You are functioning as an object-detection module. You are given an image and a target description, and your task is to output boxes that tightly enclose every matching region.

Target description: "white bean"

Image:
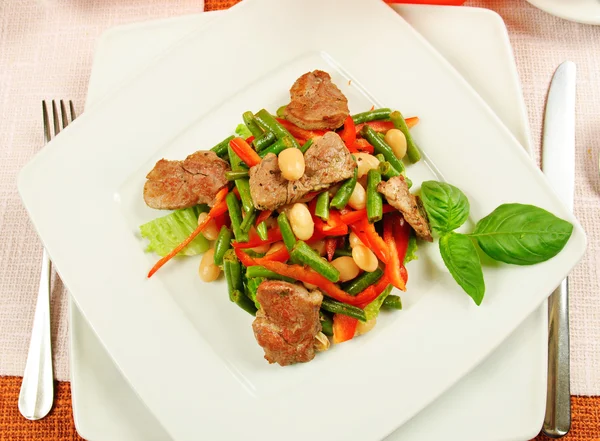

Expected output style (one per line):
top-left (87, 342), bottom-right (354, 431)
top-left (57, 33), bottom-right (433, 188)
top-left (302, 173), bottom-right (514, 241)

top-left (198, 212), bottom-right (219, 241)
top-left (331, 256), bottom-right (360, 282)
top-left (355, 153), bottom-right (380, 178)
top-left (250, 243), bottom-right (271, 254)
top-left (198, 249), bottom-right (220, 282)
top-left (311, 239), bottom-right (327, 257)
top-left (352, 244), bottom-right (378, 272)
top-left (348, 231), bottom-right (364, 248)
top-left (289, 203), bottom-right (314, 240)
top-left (266, 241), bottom-right (286, 255)
top-left (384, 129), bottom-right (407, 159)
top-left (348, 182), bottom-right (366, 210)
top-left (278, 148), bottom-right (305, 181)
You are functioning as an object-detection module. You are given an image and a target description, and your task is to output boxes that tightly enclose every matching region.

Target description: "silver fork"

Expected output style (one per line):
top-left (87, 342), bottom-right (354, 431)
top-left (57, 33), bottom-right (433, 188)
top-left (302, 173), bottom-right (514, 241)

top-left (18, 100), bottom-right (76, 420)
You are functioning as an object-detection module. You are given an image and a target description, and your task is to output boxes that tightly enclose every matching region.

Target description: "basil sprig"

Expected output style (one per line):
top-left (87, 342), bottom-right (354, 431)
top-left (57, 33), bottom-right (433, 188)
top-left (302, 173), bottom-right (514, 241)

top-left (420, 181), bottom-right (573, 305)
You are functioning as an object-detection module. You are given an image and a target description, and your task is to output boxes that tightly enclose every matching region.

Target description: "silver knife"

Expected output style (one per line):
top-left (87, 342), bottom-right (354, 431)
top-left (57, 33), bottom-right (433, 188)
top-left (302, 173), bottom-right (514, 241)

top-left (542, 60), bottom-right (576, 438)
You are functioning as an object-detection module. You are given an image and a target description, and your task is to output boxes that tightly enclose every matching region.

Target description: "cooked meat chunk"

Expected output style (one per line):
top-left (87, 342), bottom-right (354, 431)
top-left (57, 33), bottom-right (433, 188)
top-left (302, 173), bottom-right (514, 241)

top-left (249, 132), bottom-right (355, 210)
top-left (143, 151), bottom-right (229, 210)
top-left (284, 70), bottom-right (349, 131)
top-left (252, 281), bottom-right (323, 366)
top-left (378, 176), bottom-right (433, 242)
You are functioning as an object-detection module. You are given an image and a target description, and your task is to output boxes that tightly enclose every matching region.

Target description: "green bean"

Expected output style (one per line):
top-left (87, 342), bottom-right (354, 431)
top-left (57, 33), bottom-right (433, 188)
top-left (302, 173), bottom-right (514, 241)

top-left (254, 109), bottom-right (301, 149)
top-left (366, 169), bottom-right (383, 223)
top-left (253, 131), bottom-right (277, 152)
top-left (246, 265), bottom-right (296, 282)
top-left (277, 212), bottom-right (296, 251)
top-left (246, 277), bottom-right (263, 309)
top-left (333, 248), bottom-right (352, 258)
top-left (226, 192), bottom-right (248, 242)
top-left (227, 145), bottom-right (254, 214)
top-left (351, 108), bottom-right (391, 125)
top-left (341, 267), bottom-right (384, 295)
top-left (378, 161), bottom-right (400, 179)
top-left (231, 289), bottom-right (258, 316)
top-left (276, 105), bottom-right (287, 118)
top-left (321, 297), bottom-right (367, 322)
top-left (210, 135), bottom-right (235, 158)
top-left (390, 110), bottom-right (421, 163)
top-left (375, 153), bottom-right (385, 163)
top-left (320, 311), bottom-right (333, 336)
top-left (300, 138), bottom-right (313, 154)
top-left (242, 111), bottom-right (264, 139)
top-left (225, 170), bottom-right (249, 181)
top-left (382, 295), bottom-right (402, 310)
top-left (330, 167), bottom-right (357, 210)
top-left (256, 221), bottom-right (268, 241)
top-left (213, 226), bottom-right (232, 266)
top-left (361, 125), bottom-right (405, 175)
top-left (290, 241), bottom-right (339, 282)
top-left (239, 207), bottom-right (257, 234)
top-left (258, 136), bottom-right (295, 158)
top-left (315, 191), bottom-right (330, 221)
top-left (223, 249), bottom-right (244, 302)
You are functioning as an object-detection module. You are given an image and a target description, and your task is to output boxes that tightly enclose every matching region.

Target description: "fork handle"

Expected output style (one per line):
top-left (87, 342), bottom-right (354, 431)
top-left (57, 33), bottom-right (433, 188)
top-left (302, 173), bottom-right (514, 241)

top-left (543, 278), bottom-right (571, 438)
top-left (18, 248), bottom-right (54, 420)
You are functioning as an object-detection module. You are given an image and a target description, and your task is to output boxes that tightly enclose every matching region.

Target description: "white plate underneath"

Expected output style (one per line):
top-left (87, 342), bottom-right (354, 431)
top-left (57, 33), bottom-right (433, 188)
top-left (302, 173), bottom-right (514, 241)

top-left (526, 0), bottom-right (600, 25)
top-left (70, 6), bottom-right (547, 441)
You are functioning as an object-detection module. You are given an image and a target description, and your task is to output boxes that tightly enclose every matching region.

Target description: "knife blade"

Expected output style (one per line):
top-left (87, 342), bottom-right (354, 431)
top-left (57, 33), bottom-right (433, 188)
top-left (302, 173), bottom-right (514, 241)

top-left (541, 60), bottom-right (576, 439)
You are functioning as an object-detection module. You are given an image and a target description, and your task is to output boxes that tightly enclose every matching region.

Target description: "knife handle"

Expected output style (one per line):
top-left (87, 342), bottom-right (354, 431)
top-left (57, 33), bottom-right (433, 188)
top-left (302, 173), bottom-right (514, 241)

top-left (543, 277), bottom-right (571, 438)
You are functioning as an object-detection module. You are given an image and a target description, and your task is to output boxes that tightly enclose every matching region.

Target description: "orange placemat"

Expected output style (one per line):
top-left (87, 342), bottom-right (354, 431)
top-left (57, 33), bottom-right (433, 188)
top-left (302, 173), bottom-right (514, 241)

top-left (0, 376), bottom-right (598, 440)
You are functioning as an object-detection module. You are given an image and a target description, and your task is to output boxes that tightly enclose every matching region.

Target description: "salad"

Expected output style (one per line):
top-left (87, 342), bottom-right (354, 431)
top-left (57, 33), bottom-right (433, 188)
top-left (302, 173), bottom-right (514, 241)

top-left (140, 71), bottom-right (573, 366)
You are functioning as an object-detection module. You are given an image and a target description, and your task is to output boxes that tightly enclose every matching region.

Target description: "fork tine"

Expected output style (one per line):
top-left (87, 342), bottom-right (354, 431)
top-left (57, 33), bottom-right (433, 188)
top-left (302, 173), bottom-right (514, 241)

top-left (60, 100), bottom-right (69, 128)
top-left (42, 101), bottom-right (51, 144)
top-left (69, 100), bottom-right (76, 121)
top-left (51, 100), bottom-right (60, 136)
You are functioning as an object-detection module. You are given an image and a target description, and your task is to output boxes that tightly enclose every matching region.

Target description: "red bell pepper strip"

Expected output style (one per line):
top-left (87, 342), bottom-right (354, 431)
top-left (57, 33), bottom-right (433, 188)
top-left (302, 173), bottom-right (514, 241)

top-left (245, 135), bottom-right (255, 144)
top-left (325, 238), bottom-right (337, 262)
top-left (253, 258), bottom-right (362, 305)
top-left (148, 187), bottom-right (229, 278)
top-left (314, 210), bottom-right (348, 236)
top-left (383, 214), bottom-right (407, 291)
top-left (352, 138), bottom-right (374, 154)
top-left (393, 215), bottom-right (412, 263)
top-left (339, 115), bottom-right (357, 151)
top-left (255, 209), bottom-right (273, 226)
top-left (232, 228), bottom-right (283, 248)
top-left (333, 313), bottom-right (358, 344)
top-left (261, 245), bottom-right (290, 262)
top-left (234, 248), bottom-right (258, 267)
top-left (275, 118), bottom-right (326, 141)
top-left (349, 217), bottom-right (389, 263)
top-left (229, 137), bottom-right (261, 168)
top-left (355, 275), bottom-right (391, 307)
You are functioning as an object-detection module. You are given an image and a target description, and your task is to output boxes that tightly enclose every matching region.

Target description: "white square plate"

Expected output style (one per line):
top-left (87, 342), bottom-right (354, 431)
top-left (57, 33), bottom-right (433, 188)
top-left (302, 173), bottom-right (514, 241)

top-left (71, 7), bottom-right (548, 441)
top-left (19, 0), bottom-right (586, 440)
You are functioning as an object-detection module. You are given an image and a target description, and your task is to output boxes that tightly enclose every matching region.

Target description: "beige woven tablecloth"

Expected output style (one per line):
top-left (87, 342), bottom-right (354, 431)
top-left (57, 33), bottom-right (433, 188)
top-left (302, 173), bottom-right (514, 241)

top-left (0, 0), bottom-right (599, 395)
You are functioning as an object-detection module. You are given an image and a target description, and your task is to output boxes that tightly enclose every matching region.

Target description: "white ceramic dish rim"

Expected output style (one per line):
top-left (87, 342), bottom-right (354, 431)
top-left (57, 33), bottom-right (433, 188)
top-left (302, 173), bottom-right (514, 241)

top-left (19, 0), bottom-right (585, 440)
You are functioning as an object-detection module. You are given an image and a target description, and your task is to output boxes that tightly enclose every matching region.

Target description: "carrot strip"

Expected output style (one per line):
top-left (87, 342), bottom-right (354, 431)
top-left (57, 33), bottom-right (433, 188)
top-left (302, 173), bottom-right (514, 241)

top-left (229, 137), bottom-right (261, 167)
top-left (147, 187), bottom-right (229, 278)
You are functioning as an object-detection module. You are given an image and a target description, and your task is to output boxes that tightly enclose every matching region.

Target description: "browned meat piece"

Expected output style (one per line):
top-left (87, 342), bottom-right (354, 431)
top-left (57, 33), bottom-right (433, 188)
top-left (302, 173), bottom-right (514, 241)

top-left (144, 151), bottom-right (229, 210)
top-left (249, 132), bottom-right (355, 211)
top-left (378, 176), bottom-right (433, 242)
top-left (284, 70), bottom-right (349, 130)
top-left (252, 281), bottom-right (323, 366)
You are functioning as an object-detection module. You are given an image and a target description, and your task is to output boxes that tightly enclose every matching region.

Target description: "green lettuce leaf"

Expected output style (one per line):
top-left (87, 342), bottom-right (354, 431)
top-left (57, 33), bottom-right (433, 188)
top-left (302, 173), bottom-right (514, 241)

top-left (140, 206), bottom-right (209, 257)
top-left (404, 233), bottom-right (418, 264)
top-left (364, 285), bottom-right (393, 321)
top-left (235, 123), bottom-right (252, 139)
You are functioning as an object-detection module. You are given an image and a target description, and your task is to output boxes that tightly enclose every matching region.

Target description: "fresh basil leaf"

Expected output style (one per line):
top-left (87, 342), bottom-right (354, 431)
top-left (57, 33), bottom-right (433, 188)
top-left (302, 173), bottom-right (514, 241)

top-left (420, 181), bottom-right (470, 233)
top-left (439, 232), bottom-right (485, 305)
top-left (471, 203), bottom-right (573, 265)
